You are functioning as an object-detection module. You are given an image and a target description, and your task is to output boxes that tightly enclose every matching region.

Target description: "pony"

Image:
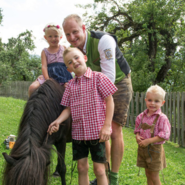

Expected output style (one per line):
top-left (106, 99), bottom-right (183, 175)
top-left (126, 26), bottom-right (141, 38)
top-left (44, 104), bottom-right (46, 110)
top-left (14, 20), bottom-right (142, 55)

top-left (2, 79), bottom-right (72, 185)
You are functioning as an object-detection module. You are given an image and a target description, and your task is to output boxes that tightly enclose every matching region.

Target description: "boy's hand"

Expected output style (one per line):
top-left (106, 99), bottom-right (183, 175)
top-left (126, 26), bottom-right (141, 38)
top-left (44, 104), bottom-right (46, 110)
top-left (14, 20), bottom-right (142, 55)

top-left (47, 121), bottom-right (60, 135)
top-left (99, 124), bottom-right (111, 142)
top-left (139, 139), bottom-right (150, 147)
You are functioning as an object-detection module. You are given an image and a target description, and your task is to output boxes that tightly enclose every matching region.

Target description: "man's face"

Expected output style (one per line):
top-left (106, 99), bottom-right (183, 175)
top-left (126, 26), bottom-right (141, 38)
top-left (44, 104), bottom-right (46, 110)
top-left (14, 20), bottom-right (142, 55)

top-left (63, 18), bottom-right (86, 50)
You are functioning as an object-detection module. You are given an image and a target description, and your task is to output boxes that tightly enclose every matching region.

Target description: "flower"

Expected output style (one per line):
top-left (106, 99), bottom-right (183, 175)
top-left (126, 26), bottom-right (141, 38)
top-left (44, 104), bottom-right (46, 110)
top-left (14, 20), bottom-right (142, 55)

top-left (56, 25), bottom-right (60, 29)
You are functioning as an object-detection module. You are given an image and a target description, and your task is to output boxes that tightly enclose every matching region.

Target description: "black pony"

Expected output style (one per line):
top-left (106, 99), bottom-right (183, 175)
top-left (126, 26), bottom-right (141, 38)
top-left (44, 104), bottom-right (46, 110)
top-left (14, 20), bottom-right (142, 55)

top-left (2, 79), bottom-right (71, 185)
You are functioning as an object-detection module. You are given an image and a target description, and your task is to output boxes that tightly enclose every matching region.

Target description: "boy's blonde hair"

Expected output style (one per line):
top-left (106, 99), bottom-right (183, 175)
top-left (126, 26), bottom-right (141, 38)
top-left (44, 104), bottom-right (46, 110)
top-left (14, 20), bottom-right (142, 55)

top-left (43, 22), bottom-right (63, 37)
top-left (146, 85), bottom-right (166, 100)
top-left (63, 47), bottom-right (84, 63)
top-left (62, 14), bottom-right (83, 27)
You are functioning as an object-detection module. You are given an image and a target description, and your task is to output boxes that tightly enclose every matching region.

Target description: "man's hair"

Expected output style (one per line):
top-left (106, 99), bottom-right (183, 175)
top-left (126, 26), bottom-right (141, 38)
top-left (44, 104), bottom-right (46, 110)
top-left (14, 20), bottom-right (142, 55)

top-left (63, 47), bottom-right (83, 63)
top-left (146, 85), bottom-right (166, 100)
top-left (62, 14), bottom-right (83, 27)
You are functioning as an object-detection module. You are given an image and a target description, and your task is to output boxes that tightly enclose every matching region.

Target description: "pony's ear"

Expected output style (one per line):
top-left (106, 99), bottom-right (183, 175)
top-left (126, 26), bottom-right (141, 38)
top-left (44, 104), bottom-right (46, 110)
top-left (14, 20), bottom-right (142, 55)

top-left (2, 152), bottom-right (17, 166)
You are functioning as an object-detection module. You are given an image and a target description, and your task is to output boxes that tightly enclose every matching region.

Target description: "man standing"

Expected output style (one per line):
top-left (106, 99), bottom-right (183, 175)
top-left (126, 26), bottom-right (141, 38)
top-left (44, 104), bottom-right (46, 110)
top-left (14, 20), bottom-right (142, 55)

top-left (63, 14), bottom-right (133, 185)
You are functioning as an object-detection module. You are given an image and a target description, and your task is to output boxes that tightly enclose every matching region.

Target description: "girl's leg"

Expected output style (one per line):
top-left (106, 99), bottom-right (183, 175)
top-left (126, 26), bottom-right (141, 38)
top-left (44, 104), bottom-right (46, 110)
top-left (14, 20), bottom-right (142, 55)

top-left (77, 157), bottom-right (89, 185)
top-left (28, 80), bottom-right (40, 97)
top-left (145, 169), bottom-right (161, 185)
top-left (93, 162), bottom-right (108, 185)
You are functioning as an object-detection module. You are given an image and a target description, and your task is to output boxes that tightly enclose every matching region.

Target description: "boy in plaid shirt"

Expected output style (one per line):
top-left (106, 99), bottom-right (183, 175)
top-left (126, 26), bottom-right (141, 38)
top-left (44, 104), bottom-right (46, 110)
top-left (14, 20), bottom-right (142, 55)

top-left (134, 85), bottom-right (171, 185)
top-left (48, 47), bottom-right (117, 185)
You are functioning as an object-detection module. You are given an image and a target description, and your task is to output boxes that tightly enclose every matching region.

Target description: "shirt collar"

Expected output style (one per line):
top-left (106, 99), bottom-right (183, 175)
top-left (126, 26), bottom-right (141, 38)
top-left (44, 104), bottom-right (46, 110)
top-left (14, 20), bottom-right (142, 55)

top-left (74, 67), bottom-right (92, 81)
top-left (82, 31), bottom-right (88, 54)
top-left (143, 108), bottom-right (162, 116)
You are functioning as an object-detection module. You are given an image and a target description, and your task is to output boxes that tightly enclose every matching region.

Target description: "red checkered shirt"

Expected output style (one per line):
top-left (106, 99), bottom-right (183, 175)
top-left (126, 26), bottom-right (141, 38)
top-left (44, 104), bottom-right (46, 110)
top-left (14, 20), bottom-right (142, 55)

top-left (61, 67), bottom-right (117, 140)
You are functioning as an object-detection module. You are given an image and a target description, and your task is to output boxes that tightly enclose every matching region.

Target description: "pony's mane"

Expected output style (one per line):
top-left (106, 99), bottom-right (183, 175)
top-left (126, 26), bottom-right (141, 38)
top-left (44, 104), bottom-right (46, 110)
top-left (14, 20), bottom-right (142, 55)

top-left (3, 79), bottom-right (64, 185)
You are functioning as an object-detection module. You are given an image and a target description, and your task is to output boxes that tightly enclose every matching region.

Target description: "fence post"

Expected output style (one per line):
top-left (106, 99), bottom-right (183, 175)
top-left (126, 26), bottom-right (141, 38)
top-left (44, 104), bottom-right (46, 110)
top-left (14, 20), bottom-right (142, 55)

top-left (173, 92), bottom-right (176, 143)
top-left (182, 92), bottom-right (185, 147)
top-left (177, 92), bottom-right (180, 145)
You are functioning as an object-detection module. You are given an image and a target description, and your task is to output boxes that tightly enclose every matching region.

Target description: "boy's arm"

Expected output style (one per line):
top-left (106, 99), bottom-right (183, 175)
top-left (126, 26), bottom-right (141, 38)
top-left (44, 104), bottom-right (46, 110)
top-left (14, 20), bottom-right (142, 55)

top-left (99, 94), bottom-right (114, 142)
top-left (47, 107), bottom-right (71, 135)
top-left (140, 136), bottom-right (165, 147)
top-left (41, 50), bottom-right (49, 80)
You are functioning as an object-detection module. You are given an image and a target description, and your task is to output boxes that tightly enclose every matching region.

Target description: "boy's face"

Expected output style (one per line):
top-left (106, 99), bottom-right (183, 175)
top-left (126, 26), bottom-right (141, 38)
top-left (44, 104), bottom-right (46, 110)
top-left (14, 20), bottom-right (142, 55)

top-left (145, 92), bottom-right (165, 115)
top-left (64, 49), bottom-right (87, 76)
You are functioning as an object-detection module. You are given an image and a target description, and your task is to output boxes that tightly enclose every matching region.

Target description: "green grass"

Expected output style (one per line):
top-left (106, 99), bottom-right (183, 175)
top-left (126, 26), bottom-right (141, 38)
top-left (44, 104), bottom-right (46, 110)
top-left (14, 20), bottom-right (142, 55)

top-left (0, 97), bottom-right (185, 185)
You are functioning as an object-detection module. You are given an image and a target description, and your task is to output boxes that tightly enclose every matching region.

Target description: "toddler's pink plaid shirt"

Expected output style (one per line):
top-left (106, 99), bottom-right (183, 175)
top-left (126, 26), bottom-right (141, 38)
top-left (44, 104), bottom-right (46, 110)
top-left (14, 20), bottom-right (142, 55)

top-left (134, 109), bottom-right (171, 144)
top-left (61, 67), bottom-right (117, 140)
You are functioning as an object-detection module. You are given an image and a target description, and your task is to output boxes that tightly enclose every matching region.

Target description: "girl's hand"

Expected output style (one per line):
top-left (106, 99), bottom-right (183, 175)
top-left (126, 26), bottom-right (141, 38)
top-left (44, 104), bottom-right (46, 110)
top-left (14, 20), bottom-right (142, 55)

top-left (64, 83), bottom-right (68, 88)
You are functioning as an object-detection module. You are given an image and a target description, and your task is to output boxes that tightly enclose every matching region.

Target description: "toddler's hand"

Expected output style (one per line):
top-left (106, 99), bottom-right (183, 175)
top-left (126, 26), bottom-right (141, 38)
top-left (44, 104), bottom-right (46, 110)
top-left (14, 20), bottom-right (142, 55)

top-left (139, 139), bottom-right (150, 147)
top-left (136, 134), bottom-right (144, 144)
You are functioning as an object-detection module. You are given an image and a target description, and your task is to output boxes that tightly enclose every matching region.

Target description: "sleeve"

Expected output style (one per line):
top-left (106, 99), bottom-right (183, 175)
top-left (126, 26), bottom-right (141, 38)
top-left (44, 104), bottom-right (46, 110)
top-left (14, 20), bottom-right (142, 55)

top-left (98, 35), bottom-right (116, 83)
top-left (97, 73), bottom-right (117, 99)
top-left (60, 83), bottom-right (71, 107)
top-left (157, 115), bottom-right (171, 140)
top-left (134, 113), bottom-right (143, 134)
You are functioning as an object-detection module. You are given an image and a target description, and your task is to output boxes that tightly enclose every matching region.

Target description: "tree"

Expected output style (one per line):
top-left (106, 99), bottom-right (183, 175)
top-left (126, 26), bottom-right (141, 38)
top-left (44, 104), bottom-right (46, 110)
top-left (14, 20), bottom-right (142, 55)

top-left (0, 8), bottom-right (3, 25)
top-left (78, 0), bottom-right (185, 92)
top-left (0, 31), bottom-right (41, 84)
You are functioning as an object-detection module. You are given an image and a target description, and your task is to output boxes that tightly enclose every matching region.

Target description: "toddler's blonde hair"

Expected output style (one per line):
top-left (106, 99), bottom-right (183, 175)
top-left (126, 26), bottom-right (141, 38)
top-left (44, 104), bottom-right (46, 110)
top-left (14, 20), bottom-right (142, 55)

top-left (146, 85), bottom-right (166, 100)
top-left (43, 22), bottom-right (63, 37)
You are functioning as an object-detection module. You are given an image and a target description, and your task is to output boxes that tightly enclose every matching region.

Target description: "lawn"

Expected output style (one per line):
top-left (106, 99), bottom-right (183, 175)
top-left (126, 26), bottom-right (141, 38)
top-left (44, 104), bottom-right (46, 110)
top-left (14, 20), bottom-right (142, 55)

top-left (0, 97), bottom-right (185, 185)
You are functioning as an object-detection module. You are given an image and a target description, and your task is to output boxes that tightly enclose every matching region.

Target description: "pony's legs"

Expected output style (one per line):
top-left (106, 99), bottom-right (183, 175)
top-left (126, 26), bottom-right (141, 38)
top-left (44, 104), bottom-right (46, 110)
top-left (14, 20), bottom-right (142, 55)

top-left (55, 140), bottom-right (67, 185)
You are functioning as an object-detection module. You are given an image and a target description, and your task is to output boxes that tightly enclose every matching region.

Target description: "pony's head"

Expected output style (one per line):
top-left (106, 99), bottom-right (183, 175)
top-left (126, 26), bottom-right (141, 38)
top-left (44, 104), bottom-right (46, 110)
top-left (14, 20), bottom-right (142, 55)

top-left (2, 79), bottom-right (65, 185)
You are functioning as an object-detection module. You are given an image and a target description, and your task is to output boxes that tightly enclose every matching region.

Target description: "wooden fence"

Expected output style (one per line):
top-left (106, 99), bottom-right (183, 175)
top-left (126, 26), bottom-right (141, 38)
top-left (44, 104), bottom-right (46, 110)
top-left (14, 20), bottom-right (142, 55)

top-left (0, 81), bottom-right (185, 147)
top-left (0, 81), bottom-right (32, 101)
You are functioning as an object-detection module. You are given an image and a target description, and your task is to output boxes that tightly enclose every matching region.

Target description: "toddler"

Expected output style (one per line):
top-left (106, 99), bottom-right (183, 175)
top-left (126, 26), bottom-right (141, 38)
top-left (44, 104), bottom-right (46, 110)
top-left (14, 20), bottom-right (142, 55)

top-left (134, 85), bottom-right (171, 185)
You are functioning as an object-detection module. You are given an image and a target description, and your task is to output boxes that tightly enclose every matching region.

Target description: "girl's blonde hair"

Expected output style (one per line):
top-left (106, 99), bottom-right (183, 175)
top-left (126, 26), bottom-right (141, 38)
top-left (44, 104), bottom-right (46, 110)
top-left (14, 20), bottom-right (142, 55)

top-left (43, 22), bottom-right (63, 36)
top-left (146, 85), bottom-right (166, 100)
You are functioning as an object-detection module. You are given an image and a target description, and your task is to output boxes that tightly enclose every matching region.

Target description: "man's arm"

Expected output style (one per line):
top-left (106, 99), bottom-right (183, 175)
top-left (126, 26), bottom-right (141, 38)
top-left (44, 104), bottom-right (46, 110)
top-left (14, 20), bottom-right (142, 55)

top-left (98, 35), bottom-right (116, 83)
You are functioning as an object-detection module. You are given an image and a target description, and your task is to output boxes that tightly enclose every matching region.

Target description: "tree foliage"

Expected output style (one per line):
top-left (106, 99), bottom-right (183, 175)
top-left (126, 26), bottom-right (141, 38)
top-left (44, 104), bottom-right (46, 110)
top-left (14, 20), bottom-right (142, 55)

top-left (0, 8), bottom-right (3, 25)
top-left (0, 30), bottom-right (41, 84)
top-left (78, 0), bottom-right (185, 92)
